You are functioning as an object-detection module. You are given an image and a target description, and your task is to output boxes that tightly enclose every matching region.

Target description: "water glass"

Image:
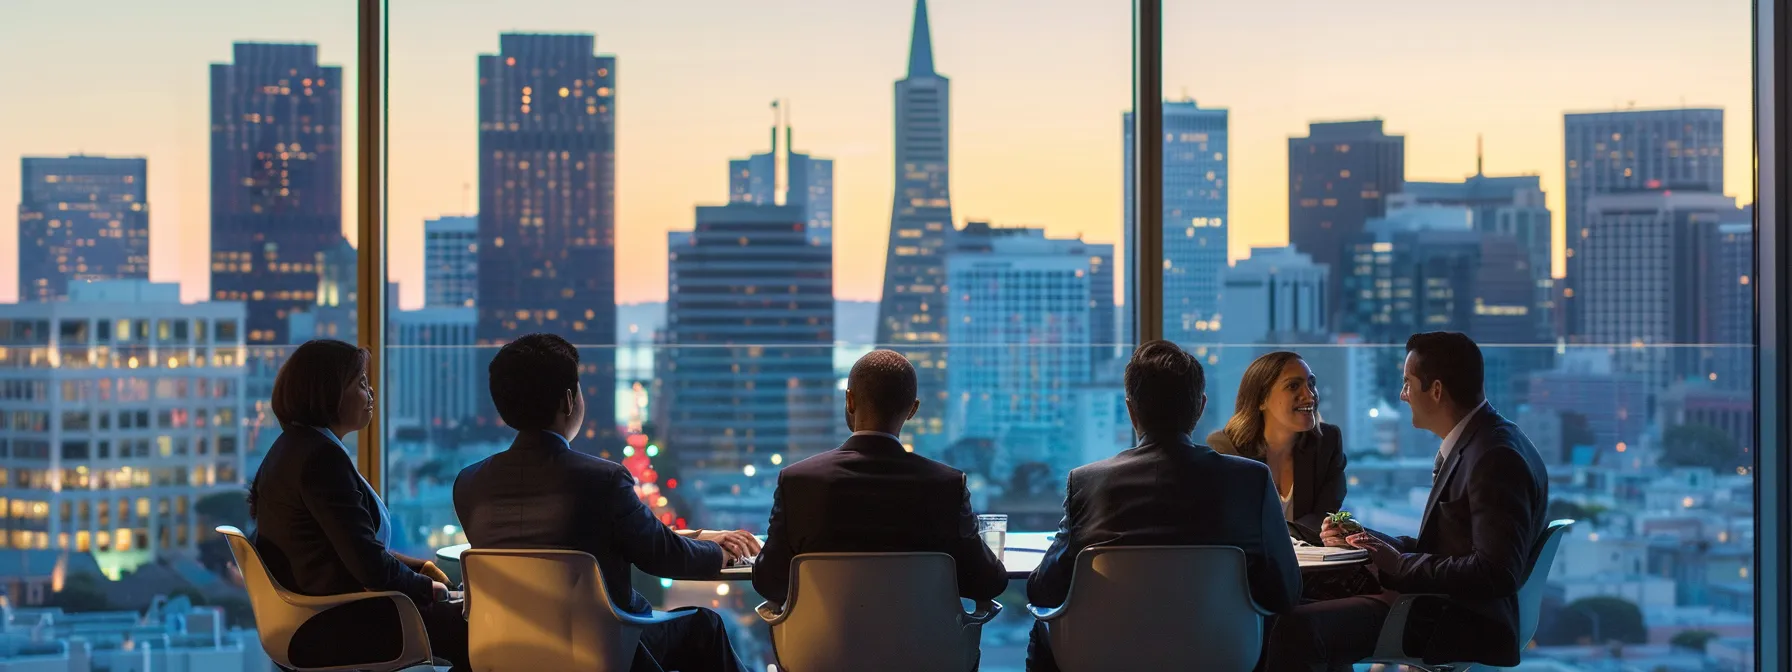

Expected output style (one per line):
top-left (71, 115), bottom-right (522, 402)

top-left (976, 514), bottom-right (1008, 561)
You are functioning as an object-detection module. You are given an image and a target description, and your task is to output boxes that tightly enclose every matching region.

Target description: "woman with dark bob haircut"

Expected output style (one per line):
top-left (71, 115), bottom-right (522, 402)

top-left (247, 339), bottom-right (467, 670)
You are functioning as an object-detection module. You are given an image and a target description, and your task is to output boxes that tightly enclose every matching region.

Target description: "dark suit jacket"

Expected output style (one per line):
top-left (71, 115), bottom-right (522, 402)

top-left (249, 427), bottom-right (436, 606)
top-left (1207, 423), bottom-right (1348, 544)
top-left (453, 430), bottom-right (725, 615)
top-left (1374, 405), bottom-right (1548, 667)
top-left (752, 433), bottom-right (1009, 606)
top-left (1026, 434), bottom-right (1302, 614)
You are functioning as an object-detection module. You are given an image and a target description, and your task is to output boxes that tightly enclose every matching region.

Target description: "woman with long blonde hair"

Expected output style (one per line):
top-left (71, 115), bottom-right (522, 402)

top-left (1206, 351), bottom-right (1347, 544)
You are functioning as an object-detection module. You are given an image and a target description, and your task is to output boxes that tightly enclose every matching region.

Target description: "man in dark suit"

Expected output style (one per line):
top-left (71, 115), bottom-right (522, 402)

top-left (1027, 340), bottom-right (1303, 672)
top-left (753, 349), bottom-right (1008, 608)
top-left (455, 334), bottom-right (759, 672)
top-left (1263, 331), bottom-right (1549, 671)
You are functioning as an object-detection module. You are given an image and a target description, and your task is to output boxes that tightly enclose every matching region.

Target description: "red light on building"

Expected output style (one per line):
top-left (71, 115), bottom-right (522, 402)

top-left (1646, 179), bottom-right (1662, 189)
top-left (666, 478), bottom-right (678, 489)
top-left (627, 433), bottom-right (648, 449)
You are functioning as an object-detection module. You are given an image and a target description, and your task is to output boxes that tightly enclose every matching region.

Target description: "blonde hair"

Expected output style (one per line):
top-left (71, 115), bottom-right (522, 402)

top-left (1221, 351), bottom-right (1324, 459)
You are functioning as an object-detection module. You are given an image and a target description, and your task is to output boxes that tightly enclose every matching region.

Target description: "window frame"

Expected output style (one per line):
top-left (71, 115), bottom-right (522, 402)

top-left (350, 0), bottom-right (1791, 664)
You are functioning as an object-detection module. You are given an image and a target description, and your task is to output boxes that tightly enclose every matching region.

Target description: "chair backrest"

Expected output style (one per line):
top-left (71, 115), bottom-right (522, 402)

top-left (1045, 546), bottom-right (1265, 672)
top-left (772, 552), bottom-right (978, 672)
top-left (215, 525), bottom-right (307, 669)
top-left (461, 548), bottom-right (640, 672)
top-left (1516, 519), bottom-right (1575, 645)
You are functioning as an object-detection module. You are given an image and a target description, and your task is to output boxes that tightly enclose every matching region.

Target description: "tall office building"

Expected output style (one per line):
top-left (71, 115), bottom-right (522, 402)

top-left (1580, 190), bottom-right (1740, 386)
top-left (424, 216), bottom-right (478, 308)
top-left (0, 281), bottom-right (246, 578)
top-left (1123, 100), bottom-right (1229, 345)
top-left (1219, 246), bottom-right (1328, 343)
top-left (476, 34), bottom-right (617, 444)
top-left (285, 237), bottom-right (359, 344)
top-left (729, 114), bottom-right (835, 248)
top-left (1562, 108), bottom-right (1724, 339)
top-left (875, 0), bottom-right (954, 453)
top-left (944, 224), bottom-right (1111, 487)
top-left (17, 156), bottom-right (150, 302)
top-left (662, 204), bottom-right (836, 479)
top-left (1708, 214), bottom-right (1753, 391)
top-left (210, 43), bottom-right (345, 345)
top-left (388, 307), bottom-right (480, 430)
top-left (1288, 120), bottom-right (1405, 326)
top-left (1404, 149), bottom-right (1554, 341)
top-left (1342, 204), bottom-right (1536, 410)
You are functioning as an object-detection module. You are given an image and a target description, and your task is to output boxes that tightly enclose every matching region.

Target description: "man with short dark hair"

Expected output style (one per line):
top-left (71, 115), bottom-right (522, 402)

top-left (455, 333), bottom-right (758, 672)
top-left (753, 349), bottom-right (1008, 607)
top-left (1263, 331), bottom-right (1549, 671)
top-left (1026, 340), bottom-right (1302, 672)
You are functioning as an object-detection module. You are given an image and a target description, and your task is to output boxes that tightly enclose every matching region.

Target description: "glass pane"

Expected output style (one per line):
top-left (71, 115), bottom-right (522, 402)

top-left (0, 0), bottom-right (357, 661)
top-left (385, 1), bottom-right (1128, 667)
top-left (1166, 0), bottom-right (1757, 664)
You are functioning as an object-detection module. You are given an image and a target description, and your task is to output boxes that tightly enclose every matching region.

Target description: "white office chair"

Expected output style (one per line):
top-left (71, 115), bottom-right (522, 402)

top-left (754, 552), bottom-right (1002, 672)
top-left (460, 548), bottom-right (694, 672)
top-left (215, 526), bottom-right (446, 672)
top-left (1366, 519), bottom-right (1576, 672)
top-left (1027, 545), bottom-right (1271, 672)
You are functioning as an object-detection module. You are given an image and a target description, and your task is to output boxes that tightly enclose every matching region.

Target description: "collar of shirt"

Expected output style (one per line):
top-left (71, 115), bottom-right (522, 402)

top-left (850, 430), bottom-right (903, 444)
top-left (542, 430), bottom-right (572, 449)
top-left (308, 425), bottom-right (346, 451)
top-left (1437, 399), bottom-right (1490, 465)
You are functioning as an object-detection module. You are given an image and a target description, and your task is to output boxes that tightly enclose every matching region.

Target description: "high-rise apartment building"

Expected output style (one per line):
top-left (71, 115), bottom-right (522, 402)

top-left (661, 204), bottom-right (836, 481)
top-left (1288, 120), bottom-right (1405, 327)
top-left (1562, 108), bottom-right (1724, 338)
top-left (1124, 100), bottom-right (1228, 345)
top-left (17, 156), bottom-right (150, 302)
top-left (209, 43), bottom-right (345, 345)
top-left (476, 33), bottom-right (617, 445)
top-left (424, 216), bottom-right (478, 309)
top-left (0, 281), bottom-right (247, 578)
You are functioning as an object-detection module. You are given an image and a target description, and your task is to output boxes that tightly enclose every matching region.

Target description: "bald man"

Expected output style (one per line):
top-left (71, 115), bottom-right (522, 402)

top-left (751, 350), bottom-right (1009, 607)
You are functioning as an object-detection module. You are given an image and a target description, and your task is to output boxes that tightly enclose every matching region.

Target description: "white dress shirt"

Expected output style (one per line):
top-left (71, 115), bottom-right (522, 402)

top-left (1433, 399), bottom-right (1489, 480)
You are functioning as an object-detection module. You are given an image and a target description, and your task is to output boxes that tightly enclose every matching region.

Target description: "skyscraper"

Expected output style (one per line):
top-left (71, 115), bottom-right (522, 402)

top-left (875, 0), bottom-right (954, 453)
top-left (1124, 100), bottom-right (1228, 345)
top-left (1404, 146), bottom-right (1554, 341)
top-left (424, 215), bottom-right (478, 308)
top-left (0, 281), bottom-right (247, 576)
top-left (1579, 190), bottom-right (1739, 385)
top-left (1219, 246), bottom-right (1328, 344)
top-left (1709, 214), bottom-right (1753, 391)
top-left (729, 110), bottom-right (835, 248)
top-left (476, 34), bottom-right (617, 444)
top-left (945, 223), bottom-right (1111, 489)
top-left (1288, 120), bottom-right (1405, 327)
top-left (1562, 108), bottom-right (1724, 339)
top-left (17, 156), bottom-right (150, 302)
top-left (209, 43), bottom-right (345, 345)
top-left (662, 204), bottom-right (835, 481)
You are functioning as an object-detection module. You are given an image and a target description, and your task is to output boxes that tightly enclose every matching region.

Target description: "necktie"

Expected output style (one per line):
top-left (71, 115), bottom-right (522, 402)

top-left (1433, 448), bottom-right (1446, 484)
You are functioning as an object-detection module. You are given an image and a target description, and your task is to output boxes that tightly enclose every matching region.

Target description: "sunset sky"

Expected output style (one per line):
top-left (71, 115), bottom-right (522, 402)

top-left (0, 0), bottom-right (1755, 308)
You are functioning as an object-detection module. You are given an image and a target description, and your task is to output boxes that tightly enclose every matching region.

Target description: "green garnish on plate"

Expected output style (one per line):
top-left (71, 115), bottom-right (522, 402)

top-left (1327, 511), bottom-right (1363, 534)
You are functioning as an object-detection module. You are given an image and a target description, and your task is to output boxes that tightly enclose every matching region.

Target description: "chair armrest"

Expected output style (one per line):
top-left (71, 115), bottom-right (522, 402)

top-left (1247, 599), bottom-right (1274, 618)
top-left (614, 607), bottom-right (699, 627)
top-left (963, 599), bottom-right (1003, 627)
top-left (755, 600), bottom-right (789, 625)
top-left (1369, 592), bottom-right (1441, 664)
top-left (1026, 603), bottom-right (1067, 622)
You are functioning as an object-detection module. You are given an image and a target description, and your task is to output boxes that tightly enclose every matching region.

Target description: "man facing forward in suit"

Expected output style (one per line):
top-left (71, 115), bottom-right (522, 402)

top-left (1263, 331), bottom-right (1549, 671)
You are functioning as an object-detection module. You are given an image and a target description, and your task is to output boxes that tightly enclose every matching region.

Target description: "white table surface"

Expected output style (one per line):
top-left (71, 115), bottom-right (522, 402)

top-left (435, 530), bottom-right (1362, 581)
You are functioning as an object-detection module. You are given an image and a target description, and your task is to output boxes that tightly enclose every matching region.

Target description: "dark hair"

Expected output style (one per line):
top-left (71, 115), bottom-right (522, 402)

top-left (270, 339), bottom-right (369, 431)
top-left (1405, 331), bottom-right (1485, 406)
top-left (1223, 351), bottom-right (1323, 458)
top-left (1124, 340), bottom-right (1206, 435)
top-left (848, 350), bottom-right (918, 424)
top-left (488, 333), bottom-right (581, 431)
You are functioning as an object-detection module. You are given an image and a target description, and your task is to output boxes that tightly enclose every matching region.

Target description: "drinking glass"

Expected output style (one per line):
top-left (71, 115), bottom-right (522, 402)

top-left (976, 514), bottom-right (1008, 561)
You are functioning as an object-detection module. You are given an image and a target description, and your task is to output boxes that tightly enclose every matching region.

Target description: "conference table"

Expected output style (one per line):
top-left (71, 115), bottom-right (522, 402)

top-left (434, 531), bottom-right (1364, 584)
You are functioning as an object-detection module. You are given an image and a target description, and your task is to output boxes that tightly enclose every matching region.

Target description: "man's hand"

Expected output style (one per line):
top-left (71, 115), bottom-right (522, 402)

top-left (697, 529), bottom-right (762, 562)
top-left (1345, 532), bottom-right (1399, 575)
top-left (1319, 518), bottom-right (1354, 548)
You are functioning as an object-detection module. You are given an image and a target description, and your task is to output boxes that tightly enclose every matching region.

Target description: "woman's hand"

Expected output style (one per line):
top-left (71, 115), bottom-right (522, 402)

top-left (430, 581), bottom-right (451, 603)
top-left (418, 561), bottom-right (451, 586)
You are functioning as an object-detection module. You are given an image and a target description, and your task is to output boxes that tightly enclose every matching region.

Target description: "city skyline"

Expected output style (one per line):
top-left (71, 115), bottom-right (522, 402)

top-left (0, 0), bottom-right (1755, 309)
